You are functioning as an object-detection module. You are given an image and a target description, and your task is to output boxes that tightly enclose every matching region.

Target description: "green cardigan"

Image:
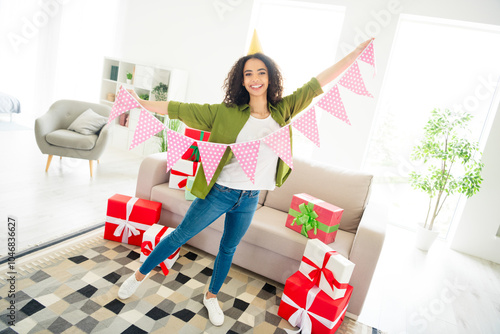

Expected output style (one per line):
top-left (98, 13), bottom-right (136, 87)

top-left (168, 77), bottom-right (323, 199)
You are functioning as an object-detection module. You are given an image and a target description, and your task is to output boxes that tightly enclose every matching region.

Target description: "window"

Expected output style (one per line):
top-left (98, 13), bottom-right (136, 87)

top-left (248, 0), bottom-right (346, 159)
top-left (363, 14), bottom-right (500, 236)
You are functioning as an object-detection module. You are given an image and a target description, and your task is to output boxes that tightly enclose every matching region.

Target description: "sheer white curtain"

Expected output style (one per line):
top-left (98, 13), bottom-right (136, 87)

top-left (0, 0), bottom-right (120, 125)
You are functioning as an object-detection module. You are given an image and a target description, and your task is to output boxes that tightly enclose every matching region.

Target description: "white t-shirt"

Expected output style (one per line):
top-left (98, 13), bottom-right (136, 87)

top-left (216, 114), bottom-right (281, 190)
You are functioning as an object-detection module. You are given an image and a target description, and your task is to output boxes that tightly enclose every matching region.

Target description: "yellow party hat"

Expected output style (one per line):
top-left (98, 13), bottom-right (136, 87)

top-left (247, 29), bottom-right (263, 55)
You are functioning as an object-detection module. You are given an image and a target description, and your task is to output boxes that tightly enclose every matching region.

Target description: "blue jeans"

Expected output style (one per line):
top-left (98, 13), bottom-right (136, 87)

top-left (139, 183), bottom-right (260, 295)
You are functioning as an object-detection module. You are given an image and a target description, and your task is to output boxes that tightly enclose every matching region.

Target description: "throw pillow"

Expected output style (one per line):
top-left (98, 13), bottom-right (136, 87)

top-left (68, 108), bottom-right (108, 135)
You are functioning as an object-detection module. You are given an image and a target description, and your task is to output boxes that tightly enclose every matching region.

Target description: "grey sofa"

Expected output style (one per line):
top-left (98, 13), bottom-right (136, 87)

top-left (135, 153), bottom-right (387, 317)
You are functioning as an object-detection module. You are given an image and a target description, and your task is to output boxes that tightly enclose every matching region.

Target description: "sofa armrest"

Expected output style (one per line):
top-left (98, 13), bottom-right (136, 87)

top-left (347, 202), bottom-right (388, 317)
top-left (135, 152), bottom-right (170, 200)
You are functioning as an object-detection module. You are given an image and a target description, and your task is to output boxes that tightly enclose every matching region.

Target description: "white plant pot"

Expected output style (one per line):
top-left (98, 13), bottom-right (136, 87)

top-left (415, 225), bottom-right (439, 251)
top-left (126, 79), bottom-right (132, 84)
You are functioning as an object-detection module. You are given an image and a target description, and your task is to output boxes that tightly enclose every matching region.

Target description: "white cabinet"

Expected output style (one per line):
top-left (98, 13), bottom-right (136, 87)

top-left (100, 57), bottom-right (188, 155)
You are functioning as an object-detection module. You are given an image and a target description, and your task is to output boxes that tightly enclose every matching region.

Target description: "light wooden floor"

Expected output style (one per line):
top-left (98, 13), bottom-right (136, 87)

top-left (1, 124), bottom-right (499, 333)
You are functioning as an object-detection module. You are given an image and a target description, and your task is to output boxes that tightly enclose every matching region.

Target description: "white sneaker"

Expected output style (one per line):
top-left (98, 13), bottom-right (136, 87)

top-left (203, 293), bottom-right (224, 326)
top-left (118, 270), bottom-right (149, 300)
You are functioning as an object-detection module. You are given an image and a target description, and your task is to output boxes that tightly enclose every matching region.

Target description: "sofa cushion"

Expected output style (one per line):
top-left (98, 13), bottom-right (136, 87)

top-left (46, 129), bottom-right (98, 150)
top-left (209, 206), bottom-right (355, 260)
top-left (68, 108), bottom-right (108, 135)
top-left (263, 158), bottom-right (373, 234)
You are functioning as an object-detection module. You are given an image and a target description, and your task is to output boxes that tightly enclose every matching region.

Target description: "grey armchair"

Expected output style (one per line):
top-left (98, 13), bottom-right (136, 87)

top-left (35, 100), bottom-right (112, 177)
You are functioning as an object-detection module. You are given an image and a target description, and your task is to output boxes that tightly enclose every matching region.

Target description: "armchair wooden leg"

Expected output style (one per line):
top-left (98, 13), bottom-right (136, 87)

top-left (89, 160), bottom-right (93, 177)
top-left (45, 155), bottom-right (53, 172)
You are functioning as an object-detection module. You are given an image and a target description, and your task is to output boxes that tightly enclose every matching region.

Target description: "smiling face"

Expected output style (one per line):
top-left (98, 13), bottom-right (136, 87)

top-left (243, 58), bottom-right (269, 100)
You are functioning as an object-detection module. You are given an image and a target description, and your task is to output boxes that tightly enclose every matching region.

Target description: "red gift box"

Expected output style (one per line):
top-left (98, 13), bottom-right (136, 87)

top-left (169, 159), bottom-right (199, 190)
top-left (104, 194), bottom-right (162, 246)
top-left (140, 225), bottom-right (180, 275)
top-left (278, 271), bottom-right (352, 334)
top-left (286, 193), bottom-right (343, 244)
top-left (181, 127), bottom-right (211, 162)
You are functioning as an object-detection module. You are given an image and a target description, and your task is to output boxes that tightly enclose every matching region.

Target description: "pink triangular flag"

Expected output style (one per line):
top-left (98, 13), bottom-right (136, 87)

top-left (129, 109), bottom-right (166, 150)
top-left (316, 85), bottom-right (351, 125)
top-left (292, 107), bottom-right (321, 146)
top-left (166, 130), bottom-right (195, 172)
top-left (229, 141), bottom-right (261, 183)
top-left (359, 41), bottom-right (376, 76)
top-left (197, 141), bottom-right (228, 185)
top-left (338, 61), bottom-right (373, 98)
top-left (262, 125), bottom-right (293, 169)
top-left (108, 87), bottom-right (141, 124)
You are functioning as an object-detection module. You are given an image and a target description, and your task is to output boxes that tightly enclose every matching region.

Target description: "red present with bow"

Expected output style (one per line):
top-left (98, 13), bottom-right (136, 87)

top-left (286, 193), bottom-right (343, 244)
top-left (139, 224), bottom-right (180, 275)
top-left (181, 127), bottom-right (211, 162)
top-left (104, 194), bottom-right (162, 246)
top-left (299, 239), bottom-right (355, 300)
top-left (168, 159), bottom-right (199, 190)
top-left (278, 271), bottom-right (352, 334)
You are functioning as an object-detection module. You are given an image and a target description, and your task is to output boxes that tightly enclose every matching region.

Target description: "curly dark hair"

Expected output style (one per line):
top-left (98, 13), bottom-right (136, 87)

top-left (223, 53), bottom-right (283, 107)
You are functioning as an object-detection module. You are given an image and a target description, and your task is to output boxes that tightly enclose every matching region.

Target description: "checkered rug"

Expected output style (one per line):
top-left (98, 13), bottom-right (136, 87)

top-left (0, 228), bottom-right (383, 333)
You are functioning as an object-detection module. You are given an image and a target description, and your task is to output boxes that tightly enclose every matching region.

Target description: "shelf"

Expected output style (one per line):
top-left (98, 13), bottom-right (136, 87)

top-left (100, 57), bottom-right (188, 156)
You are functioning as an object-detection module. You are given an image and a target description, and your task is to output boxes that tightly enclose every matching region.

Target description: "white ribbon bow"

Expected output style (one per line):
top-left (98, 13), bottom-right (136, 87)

top-left (106, 197), bottom-right (151, 243)
top-left (282, 285), bottom-right (348, 334)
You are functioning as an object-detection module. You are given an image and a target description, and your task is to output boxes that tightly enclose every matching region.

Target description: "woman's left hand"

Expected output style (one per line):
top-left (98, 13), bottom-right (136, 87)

top-left (355, 38), bottom-right (374, 55)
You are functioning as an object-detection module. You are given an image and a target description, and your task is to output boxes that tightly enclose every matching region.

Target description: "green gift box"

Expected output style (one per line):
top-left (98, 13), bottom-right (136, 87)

top-left (285, 193), bottom-right (343, 244)
top-left (184, 176), bottom-right (196, 201)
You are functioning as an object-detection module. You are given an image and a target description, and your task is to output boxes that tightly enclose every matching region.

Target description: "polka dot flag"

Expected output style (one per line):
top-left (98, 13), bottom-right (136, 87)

top-left (108, 86), bottom-right (141, 124)
top-left (230, 140), bottom-right (261, 183)
top-left (338, 61), bottom-right (373, 98)
top-left (316, 85), bottom-right (351, 125)
top-left (166, 129), bottom-right (195, 173)
top-left (292, 107), bottom-right (321, 146)
top-left (263, 125), bottom-right (293, 170)
top-left (197, 141), bottom-right (228, 185)
top-left (130, 109), bottom-right (166, 150)
top-left (359, 40), bottom-right (376, 76)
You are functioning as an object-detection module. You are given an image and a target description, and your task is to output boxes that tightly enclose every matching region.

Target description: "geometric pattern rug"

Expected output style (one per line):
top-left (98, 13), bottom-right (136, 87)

top-left (0, 228), bottom-right (384, 334)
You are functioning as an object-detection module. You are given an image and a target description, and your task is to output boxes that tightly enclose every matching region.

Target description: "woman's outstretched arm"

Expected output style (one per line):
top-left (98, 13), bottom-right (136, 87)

top-left (316, 38), bottom-right (373, 87)
top-left (127, 89), bottom-right (169, 115)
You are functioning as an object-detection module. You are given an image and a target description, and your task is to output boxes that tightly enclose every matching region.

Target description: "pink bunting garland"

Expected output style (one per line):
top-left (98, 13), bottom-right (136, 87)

top-left (292, 107), bottom-right (321, 147)
top-left (166, 130), bottom-right (195, 172)
top-left (107, 42), bottom-right (378, 184)
top-left (197, 141), bottom-right (228, 185)
top-left (263, 126), bottom-right (293, 170)
top-left (358, 41), bottom-right (376, 76)
top-left (108, 87), bottom-right (141, 124)
top-left (316, 86), bottom-right (351, 125)
top-left (230, 141), bottom-right (261, 184)
top-left (130, 109), bottom-right (166, 150)
top-left (338, 61), bottom-right (373, 98)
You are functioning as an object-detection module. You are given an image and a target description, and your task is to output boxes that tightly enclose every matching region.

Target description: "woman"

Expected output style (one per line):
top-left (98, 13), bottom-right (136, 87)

top-left (118, 39), bottom-right (371, 326)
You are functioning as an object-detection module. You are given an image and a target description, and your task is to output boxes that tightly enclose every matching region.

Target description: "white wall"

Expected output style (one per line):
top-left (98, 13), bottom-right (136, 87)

top-left (114, 0), bottom-right (255, 104)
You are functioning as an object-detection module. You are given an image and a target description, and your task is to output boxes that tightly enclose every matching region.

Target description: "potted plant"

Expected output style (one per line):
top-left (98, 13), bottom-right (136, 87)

top-left (409, 108), bottom-right (484, 251)
top-left (126, 72), bottom-right (133, 84)
top-left (152, 82), bottom-right (168, 101)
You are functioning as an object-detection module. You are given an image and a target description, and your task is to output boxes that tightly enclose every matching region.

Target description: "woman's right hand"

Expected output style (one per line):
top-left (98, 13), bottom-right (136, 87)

top-left (127, 89), bottom-right (140, 101)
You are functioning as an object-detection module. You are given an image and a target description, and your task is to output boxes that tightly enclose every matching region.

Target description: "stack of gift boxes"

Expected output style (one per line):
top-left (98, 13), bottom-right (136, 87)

top-left (169, 127), bottom-right (210, 201)
top-left (104, 194), bottom-right (179, 275)
top-left (102, 128), bottom-right (210, 274)
top-left (279, 193), bottom-right (354, 334)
